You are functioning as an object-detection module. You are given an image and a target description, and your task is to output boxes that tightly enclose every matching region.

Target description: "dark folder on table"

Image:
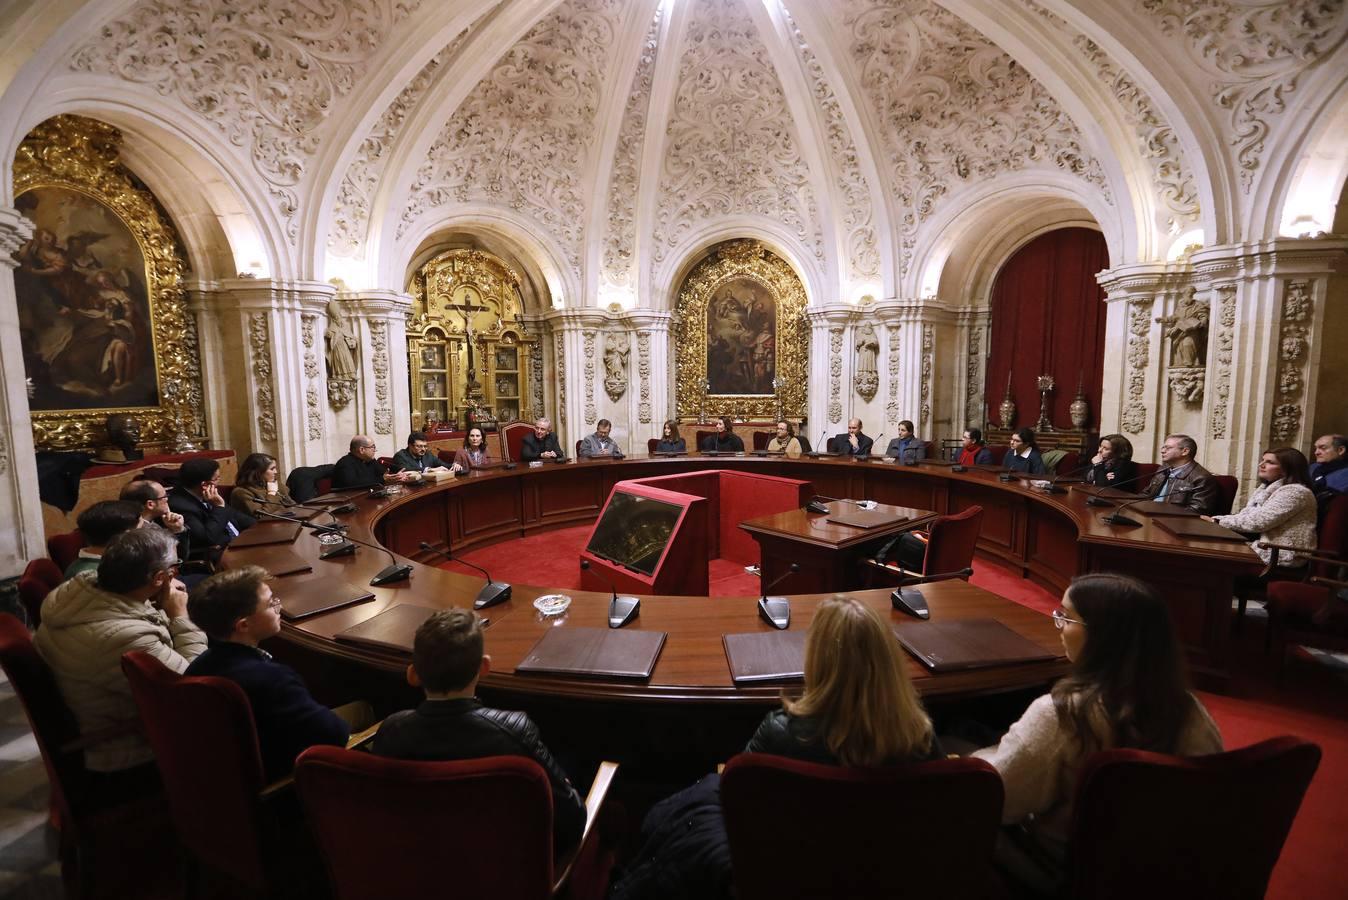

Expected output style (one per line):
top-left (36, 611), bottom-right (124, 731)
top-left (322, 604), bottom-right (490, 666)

top-left (280, 575), bottom-right (376, 621)
top-left (332, 603), bottom-right (438, 648)
top-left (894, 619), bottom-right (1058, 672)
top-left (1152, 517), bottom-right (1248, 542)
top-left (723, 631), bottom-right (807, 684)
top-left (229, 522), bottom-right (302, 548)
top-left (826, 508), bottom-right (909, 529)
top-left (1127, 500), bottom-right (1199, 518)
top-left (515, 627), bottom-right (667, 680)
top-left (239, 545), bottom-right (312, 577)
top-left (266, 505), bottom-right (325, 521)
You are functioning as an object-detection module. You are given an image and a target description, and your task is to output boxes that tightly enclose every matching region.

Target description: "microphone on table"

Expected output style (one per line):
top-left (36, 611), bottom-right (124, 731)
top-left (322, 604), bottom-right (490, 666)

top-left (418, 541), bottom-right (511, 609)
top-left (1036, 461), bottom-right (1094, 494)
top-left (1083, 467), bottom-right (1153, 506)
top-left (1101, 484), bottom-right (1199, 527)
top-left (757, 563), bottom-right (800, 629)
top-left (256, 510), bottom-right (412, 585)
top-left (253, 498), bottom-right (351, 526)
top-left (579, 559), bottom-right (641, 628)
top-left (891, 567), bottom-right (975, 619)
top-left (859, 434), bottom-right (883, 462)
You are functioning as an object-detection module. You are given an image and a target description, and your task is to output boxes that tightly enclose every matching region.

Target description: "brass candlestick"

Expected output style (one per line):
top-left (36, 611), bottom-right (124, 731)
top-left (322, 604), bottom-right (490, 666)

top-left (1035, 374), bottom-right (1056, 432)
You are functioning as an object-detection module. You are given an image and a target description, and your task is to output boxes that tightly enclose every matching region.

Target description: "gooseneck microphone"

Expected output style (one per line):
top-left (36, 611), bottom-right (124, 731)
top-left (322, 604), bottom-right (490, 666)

top-left (1083, 467), bottom-right (1153, 506)
top-left (1101, 484), bottom-right (1200, 527)
top-left (580, 559), bottom-right (641, 628)
top-left (1037, 461), bottom-right (1094, 494)
top-left (757, 563), bottom-right (800, 629)
top-left (257, 510), bottom-right (412, 585)
top-left (253, 498), bottom-right (351, 526)
top-left (419, 541), bottom-right (511, 609)
top-left (891, 567), bottom-right (975, 619)
top-left (862, 434), bottom-right (883, 462)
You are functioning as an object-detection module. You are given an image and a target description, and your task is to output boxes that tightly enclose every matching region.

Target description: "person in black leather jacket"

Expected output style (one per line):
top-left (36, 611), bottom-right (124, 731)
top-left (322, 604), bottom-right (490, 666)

top-left (610, 596), bottom-right (941, 900)
top-left (372, 608), bottom-right (585, 854)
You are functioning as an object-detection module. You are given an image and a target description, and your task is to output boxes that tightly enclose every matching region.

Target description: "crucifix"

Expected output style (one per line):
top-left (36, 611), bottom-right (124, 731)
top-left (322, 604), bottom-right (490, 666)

top-left (445, 286), bottom-right (489, 397)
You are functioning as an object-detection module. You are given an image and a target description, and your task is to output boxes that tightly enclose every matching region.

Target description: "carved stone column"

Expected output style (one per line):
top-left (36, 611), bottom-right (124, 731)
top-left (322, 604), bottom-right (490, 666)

top-left (545, 309), bottom-right (607, 451)
top-left (953, 306), bottom-right (991, 431)
top-left (1096, 264), bottom-right (1175, 461)
top-left (342, 290), bottom-right (413, 457)
top-left (0, 207), bottom-right (44, 573)
top-left (189, 279), bottom-right (339, 469)
top-left (625, 309), bottom-right (673, 443)
top-left (806, 305), bottom-right (854, 444)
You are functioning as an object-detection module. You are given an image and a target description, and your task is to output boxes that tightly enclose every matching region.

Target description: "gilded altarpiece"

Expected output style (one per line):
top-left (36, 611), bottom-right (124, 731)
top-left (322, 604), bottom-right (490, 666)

top-left (407, 250), bottom-right (537, 428)
top-left (11, 115), bottom-right (202, 450)
top-left (674, 240), bottom-right (808, 420)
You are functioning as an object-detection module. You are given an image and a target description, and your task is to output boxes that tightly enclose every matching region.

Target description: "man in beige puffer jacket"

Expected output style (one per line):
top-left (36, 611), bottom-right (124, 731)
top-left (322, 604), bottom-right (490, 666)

top-left (35, 527), bottom-right (207, 773)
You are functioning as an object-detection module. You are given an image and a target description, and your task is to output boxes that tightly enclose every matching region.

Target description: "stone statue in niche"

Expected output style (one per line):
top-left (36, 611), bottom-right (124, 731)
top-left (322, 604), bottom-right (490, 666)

top-left (854, 322), bottom-right (879, 401)
top-left (603, 332), bottom-right (629, 402)
top-left (325, 299), bottom-right (358, 410)
top-left (1157, 290), bottom-right (1209, 404)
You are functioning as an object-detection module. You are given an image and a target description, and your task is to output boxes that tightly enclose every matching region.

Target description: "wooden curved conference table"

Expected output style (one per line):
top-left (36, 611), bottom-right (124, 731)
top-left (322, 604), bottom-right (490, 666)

top-left (226, 454), bottom-right (1259, 707)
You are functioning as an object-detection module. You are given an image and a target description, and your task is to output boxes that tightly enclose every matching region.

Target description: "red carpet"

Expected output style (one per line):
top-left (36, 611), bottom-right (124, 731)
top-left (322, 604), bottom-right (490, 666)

top-left (439, 527), bottom-right (1343, 898)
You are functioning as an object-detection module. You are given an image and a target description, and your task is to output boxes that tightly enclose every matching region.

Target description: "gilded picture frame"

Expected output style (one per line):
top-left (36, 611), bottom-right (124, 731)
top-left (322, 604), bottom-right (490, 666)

top-left (674, 239), bottom-right (808, 420)
top-left (12, 115), bottom-right (201, 451)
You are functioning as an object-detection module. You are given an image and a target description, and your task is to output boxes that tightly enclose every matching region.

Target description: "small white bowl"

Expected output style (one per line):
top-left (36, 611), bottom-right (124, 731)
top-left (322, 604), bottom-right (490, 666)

top-left (1030, 479), bottom-right (1052, 490)
top-left (533, 594), bottom-right (572, 617)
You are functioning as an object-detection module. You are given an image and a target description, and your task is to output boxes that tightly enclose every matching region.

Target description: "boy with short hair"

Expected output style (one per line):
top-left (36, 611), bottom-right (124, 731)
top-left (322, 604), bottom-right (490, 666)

top-left (374, 608), bottom-right (585, 853)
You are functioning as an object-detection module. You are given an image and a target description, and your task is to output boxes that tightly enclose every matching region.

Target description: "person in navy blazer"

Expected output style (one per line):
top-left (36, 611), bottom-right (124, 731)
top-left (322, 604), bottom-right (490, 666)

top-left (186, 567), bottom-right (354, 780)
top-left (1004, 427), bottom-right (1048, 475)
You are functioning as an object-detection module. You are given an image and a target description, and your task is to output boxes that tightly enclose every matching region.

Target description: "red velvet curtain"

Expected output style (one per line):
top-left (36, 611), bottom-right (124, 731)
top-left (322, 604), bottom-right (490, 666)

top-left (985, 228), bottom-right (1109, 431)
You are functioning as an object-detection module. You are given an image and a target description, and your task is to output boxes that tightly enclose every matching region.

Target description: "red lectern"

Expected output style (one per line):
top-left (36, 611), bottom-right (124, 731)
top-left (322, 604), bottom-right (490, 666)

top-left (580, 482), bottom-right (709, 596)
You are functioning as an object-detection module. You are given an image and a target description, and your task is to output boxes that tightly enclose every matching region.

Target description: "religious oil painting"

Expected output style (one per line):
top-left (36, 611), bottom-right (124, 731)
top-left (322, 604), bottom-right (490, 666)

top-left (705, 277), bottom-right (776, 395)
top-left (14, 186), bottom-right (159, 411)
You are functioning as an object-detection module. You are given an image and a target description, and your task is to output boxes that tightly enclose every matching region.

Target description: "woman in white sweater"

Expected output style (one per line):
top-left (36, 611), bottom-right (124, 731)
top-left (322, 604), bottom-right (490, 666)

top-left (972, 573), bottom-right (1222, 893)
top-left (1204, 447), bottom-right (1317, 568)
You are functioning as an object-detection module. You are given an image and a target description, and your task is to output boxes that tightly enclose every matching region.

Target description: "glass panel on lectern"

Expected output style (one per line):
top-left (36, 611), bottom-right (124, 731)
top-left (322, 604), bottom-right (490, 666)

top-left (585, 491), bottom-right (684, 576)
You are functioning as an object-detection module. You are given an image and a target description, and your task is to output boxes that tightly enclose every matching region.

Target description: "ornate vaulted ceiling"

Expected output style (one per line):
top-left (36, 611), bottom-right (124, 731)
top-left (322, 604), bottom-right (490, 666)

top-left (3, 0), bottom-right (1344, 301)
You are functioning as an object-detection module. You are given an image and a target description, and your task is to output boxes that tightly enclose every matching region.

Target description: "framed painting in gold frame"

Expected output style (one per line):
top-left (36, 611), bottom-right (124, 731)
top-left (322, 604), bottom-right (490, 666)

top-left (674, 239), bottom-right (808, 420)
top-left (12, 115), bottom-right (200, 451)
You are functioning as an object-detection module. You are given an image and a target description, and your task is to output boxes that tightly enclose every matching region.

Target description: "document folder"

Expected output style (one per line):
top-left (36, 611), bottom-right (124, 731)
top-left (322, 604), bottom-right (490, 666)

top-left (237, 545), bottom-right (312, 577)
top-left (1152, 517), bottom-right (1249, 542)
top-left (228, 522), bottom-right (302, 548)
top-left (894, 619), bottom-right (1058, 673)
top-left (723, 631), bottom-right (808, 684)
top-left (826, 508), bottom-right (909, 529)
top-left (515, 627), bottom-right (666, 680)
top-left (279, 575), bottom-right (375, 621)
top-left (331, 603), bottom-right (438, 648)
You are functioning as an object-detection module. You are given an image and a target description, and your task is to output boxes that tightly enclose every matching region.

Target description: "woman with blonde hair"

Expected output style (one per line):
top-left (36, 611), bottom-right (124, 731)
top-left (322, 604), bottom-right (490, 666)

top-left (747, 594), bottom-right (937, 766)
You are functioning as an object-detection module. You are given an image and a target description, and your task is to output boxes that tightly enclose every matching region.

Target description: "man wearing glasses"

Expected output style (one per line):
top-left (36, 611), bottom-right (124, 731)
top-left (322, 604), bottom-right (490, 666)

top-left (35, 528), bottom-right (207, 776)
top-left (391, 431), bottom-right (452, 477)
top-left (168, 457), bottom-right (256, 565)
top-left (332, 434), bottom-right (414, 489)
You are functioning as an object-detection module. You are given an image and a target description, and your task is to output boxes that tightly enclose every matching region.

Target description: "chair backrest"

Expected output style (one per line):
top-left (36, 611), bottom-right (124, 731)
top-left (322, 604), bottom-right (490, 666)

top-left (1054, 450), bottom-right (1081, 475)
top-left (286, 463), bottom-right (335, 503)
top-left (1068, 736), bottom-right (1321, 900)
top-left (751, 431), bottom-right (773, 451)
top-left (0, 614), bottom-right (84, 825)
top-left (721, 753), bottom-right (1003, 900)
top-left (376, 456), bottom-right (394, 471)
top-left (987, 444), bottom-right (1009, 465)
top-left (17, 558), bottom-right (63, 627)
top-left (120, 651), bottom-right (270, 891)
top-left (139, 465), bottom-right (182, 487)
top-left (575, 439), bottom-right (585, 458)
top-left (1133, 461), bottom-right (1161, 487)
top-left (647, 437), bottom-right (660, 454)
top-left (46, 530), bottom-right (85, 571)
top-left (1313, 493), bottom-right (1348, 579)
top-left (1213, 474), bottom-right (1239, 515)
top-left (502, 421), bottom-right (533, 463)
top-left (294, 747), bottom-right (554, 900)
top-left (924, 504), bottom-right (984, 575)
top-left (796, 434), bottom-right (812, 454)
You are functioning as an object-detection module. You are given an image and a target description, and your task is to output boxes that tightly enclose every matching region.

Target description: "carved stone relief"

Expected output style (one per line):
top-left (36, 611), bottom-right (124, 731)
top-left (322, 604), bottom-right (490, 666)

top-left (555, 332), bottom-right (568, 428)
top-left (369, 319), bottom-right (393, 435)
top-left (637, 331), bottom-right (652, 424)
top-left (965, 322), bottom-right (983, 425)
top-left (1208, 284), bottom-right (1237, 439)
top-left (854, 322), bottom-right (879, 401)
top-left (1158, 288), bottom-right (1208, 404)
top-left (920, 324), bottom-right (934, 426)
top-left (71, 0), bottom-right (423, 240)
top-left (603, 332), bottom-right (630, 402)
top-left (652, 0), bottom-right (825, 277)
top-left (248, 313), bottom-right (277, 442)
top-left (1271, 280), bottom-right (1312, 443)
top-left (301, 313), bottom-right (323, 440)
top-left (400, 0), bottom-right (624, 271)
top-left (886, 324), bottom-right (901, 425)
top-left (829, 327), bottom-right (844, 424)
top-left (840, 0), bottom-right (1110, 278)
top-left (1138, 0), bottom-right (1348, 192)
top-left (602, 8), bottom-right (661, 292)
top-left (1121, 299), bottom-right (1153, 434)
top-left (529, 339), bottom-right (545, 423)
top-left (583, 330), bottom-right (597, 426)
top-left (782, 7), bottom-right (879, 281)
top-left (0, 435), bottom-right (7, 475)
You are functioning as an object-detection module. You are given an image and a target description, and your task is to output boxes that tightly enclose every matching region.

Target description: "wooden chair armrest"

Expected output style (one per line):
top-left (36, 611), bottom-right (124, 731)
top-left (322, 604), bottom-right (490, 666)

top-left (1257, 542), bottom-right (1339, 563)
top-left (552, 760), bottom-right (619, 895)
top-left (258, 774), bottom-right (293, 800)
top-left (345, 719), bottom-right (382, 750)
top-left (58, 718), bottom-right (142, 755)
top-left (1309, 576), bottom-right (1348, 591)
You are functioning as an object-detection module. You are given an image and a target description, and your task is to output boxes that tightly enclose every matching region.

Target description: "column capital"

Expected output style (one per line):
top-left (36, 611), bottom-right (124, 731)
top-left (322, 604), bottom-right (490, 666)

top-left (623, 308), bottom-right (674, 330)
top-left (807, 304), bottom-right (855, 328)
top-left (336, 288), bottom-right (413, 316)
top-left (0, 207), bottom-right (34, 266)
top-left (1190, 237), bottom-right (1348, 282)
top-left (1095, 261), bottom-right (1193, 300)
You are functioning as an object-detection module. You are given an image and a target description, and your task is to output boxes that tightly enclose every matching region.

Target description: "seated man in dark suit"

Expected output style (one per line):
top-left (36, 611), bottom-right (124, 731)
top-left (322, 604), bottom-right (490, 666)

top-left (373, 608), bottom-right (585, 854)
top-left (1143, 433), bottom-right (1221, 515)
top-left (521, 417), bottom-right (566, 462)
top-left (699, 416), bottom-right (744, 453)
top-left (186, 566), bottom-right (354, 780)
top-left (168, 457), bottom-right (255, 562)
top-left (332, 434), bottom-right (413, 488)
top-left (831, 418), bottom-right (874, 456)
top-left (390, 431), bottom-right (451, 476)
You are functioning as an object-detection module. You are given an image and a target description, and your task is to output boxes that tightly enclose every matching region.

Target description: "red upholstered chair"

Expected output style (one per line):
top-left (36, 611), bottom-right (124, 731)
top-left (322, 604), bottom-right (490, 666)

top-left (1133, 461), bottom-right (1161, 488)
top-left (721, 753), bottom-right (1003, 900)
top-left (1053, 450), bottom-right (1081, 476)
top-left (0, 615), bottom-right (169, 899)
top-left (503, 420), bottom-right (533, 463)
top-left (1264, 493), bottom-right (1348, 669)
top-left (987, 445), bottom-right (1009, 465)
top-left (863, 505), bottom-right (984, 587)
top-left (576, 439), bottom-right (585, 458)
top-left (139, 465), bottom-right (181, 487)
top-left (295, 746), bottom-right (619, 900)
top-left (1213, 474), bottom-right (1239, 515)
top-left (647, 437), bottom-right (660, 454)
top-left (751, 431), bottom-right (774, 451)
top-left (696, 429), bottom-right (715, 449)
top-left (1067, 737), bottom-right (1320, 900)
top-left (17, 558), bottom-right (63, 627)
top-left (120, 650), bottom-right (319, 896)
top-left (47, 530), bottom-right (86, 571)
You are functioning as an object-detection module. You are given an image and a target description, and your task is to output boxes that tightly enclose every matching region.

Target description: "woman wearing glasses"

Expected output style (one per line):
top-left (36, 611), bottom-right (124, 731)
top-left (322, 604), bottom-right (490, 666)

top-left (972, 573), bottom-right (1222, 893)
